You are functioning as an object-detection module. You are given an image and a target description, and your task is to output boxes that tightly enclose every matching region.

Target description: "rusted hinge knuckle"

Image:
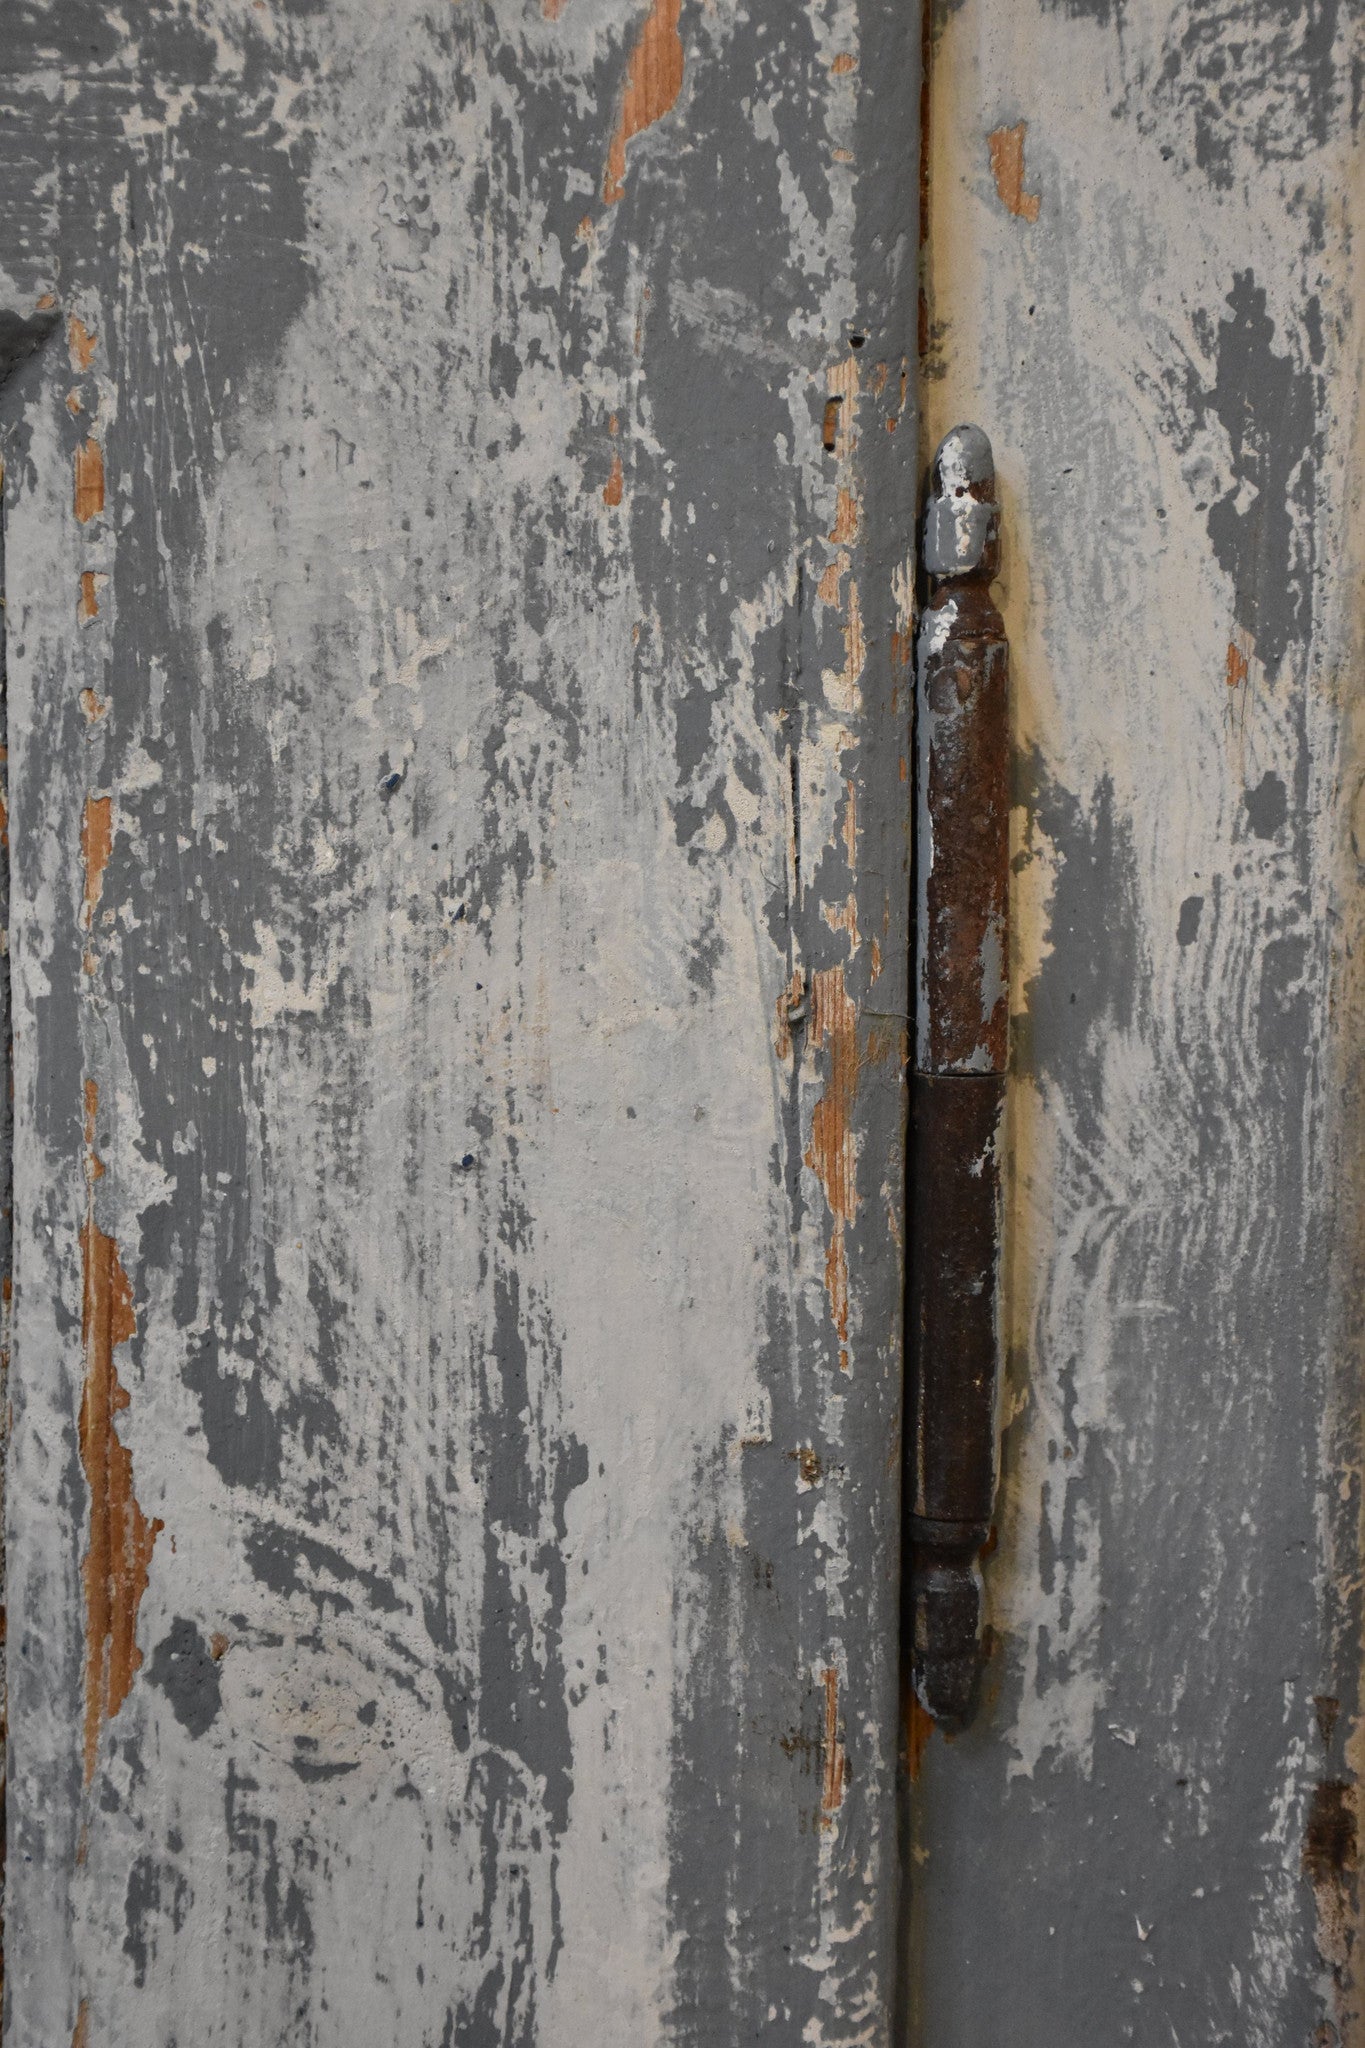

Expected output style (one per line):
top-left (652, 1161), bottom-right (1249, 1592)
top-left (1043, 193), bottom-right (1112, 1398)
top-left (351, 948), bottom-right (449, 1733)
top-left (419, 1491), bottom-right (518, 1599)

top-left (909, 426), bottom-right (1010, 1734)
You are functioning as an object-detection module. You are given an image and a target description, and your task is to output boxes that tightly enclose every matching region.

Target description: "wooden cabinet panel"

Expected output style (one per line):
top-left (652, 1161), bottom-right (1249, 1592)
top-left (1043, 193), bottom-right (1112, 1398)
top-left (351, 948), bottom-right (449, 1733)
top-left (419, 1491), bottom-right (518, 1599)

top-left (911, 5), bottom-right (1365, 2042)
top-left (0, 4), bottom-right (919, 2040)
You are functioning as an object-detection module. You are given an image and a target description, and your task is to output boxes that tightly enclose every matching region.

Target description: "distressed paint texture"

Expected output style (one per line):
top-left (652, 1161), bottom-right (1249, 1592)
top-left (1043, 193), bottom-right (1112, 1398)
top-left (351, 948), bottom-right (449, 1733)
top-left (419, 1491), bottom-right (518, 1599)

top-left (0, 1), bottom-right (918, 2042)
top-left (910, 2), bottom-right (1365, 2043)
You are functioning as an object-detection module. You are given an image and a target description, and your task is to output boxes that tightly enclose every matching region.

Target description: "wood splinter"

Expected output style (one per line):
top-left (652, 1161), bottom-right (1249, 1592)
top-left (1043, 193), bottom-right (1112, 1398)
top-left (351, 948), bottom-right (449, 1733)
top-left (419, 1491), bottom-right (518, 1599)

top-left (909, 424), bottom-right (1009, 1733)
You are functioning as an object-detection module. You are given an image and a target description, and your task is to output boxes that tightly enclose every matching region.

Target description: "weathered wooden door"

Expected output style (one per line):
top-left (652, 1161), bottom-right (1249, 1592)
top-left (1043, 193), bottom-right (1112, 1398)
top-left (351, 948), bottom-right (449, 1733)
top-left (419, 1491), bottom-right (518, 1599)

top-left (0, 1), bottom-right (917, 2042)
top-left (910, 3), bottom-right (1365, 2044)
top-left (4, 0), bottom-right (1365, 2043)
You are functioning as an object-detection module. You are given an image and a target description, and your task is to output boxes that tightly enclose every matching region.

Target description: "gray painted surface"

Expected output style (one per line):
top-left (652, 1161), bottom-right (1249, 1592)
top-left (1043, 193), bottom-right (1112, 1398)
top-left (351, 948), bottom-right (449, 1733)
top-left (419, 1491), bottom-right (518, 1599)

top-left (5, 2), bottom-right (1356, 2040)
top-left (0, 2), bottom-right (919, 2041)
top-left (912, 2), bottom-right (1365, 2043)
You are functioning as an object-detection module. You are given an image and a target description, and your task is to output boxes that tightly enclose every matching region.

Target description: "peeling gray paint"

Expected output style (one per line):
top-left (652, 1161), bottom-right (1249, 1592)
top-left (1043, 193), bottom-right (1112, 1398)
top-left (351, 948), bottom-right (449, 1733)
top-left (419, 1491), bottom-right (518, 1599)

top-left (912, 1), bottom-right (1363, 2041)
top-left (1244, 770), bottom-right (1288, 842)
top-left (1, 1), bottom-right (917, 2040)
top-left (1195, 271), bottom-right (1318, 675)
top-left (146, 1619), bottom-right (223, 1740)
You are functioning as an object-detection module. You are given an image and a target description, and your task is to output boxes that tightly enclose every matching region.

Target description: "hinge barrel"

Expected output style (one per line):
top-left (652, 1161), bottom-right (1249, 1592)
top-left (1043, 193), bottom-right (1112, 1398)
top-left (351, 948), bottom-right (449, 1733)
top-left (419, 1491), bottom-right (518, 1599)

top-left (909, 425), bottom-right (1009, 1733)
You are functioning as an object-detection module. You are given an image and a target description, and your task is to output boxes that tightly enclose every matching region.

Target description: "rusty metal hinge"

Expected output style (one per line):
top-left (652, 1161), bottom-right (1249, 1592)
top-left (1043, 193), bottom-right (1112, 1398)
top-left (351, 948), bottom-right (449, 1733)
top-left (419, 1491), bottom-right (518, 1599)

top-left (908, 426), bottom-right (1009, 1732)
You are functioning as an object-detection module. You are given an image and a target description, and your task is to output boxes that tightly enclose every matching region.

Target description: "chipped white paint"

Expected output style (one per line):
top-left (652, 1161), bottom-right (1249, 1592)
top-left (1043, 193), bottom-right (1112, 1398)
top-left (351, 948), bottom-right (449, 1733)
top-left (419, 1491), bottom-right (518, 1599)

top-left (911, 2), bottom-right (1365, 2042)
top-left (0, 1), bottom-right (918, 2042)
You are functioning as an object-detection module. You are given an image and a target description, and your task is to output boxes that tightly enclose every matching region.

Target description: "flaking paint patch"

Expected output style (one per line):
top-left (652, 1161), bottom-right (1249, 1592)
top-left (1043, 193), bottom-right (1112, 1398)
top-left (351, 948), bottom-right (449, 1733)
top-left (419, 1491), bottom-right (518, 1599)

top-left (80, 795), bottom-right (111, 976)
top-left (79, 1081), bottom-right (162, 1786)
top-left (822, 575), bottom-right (865, 712)
top-left (1225, 633), bottom-right (1250, 689)
top-left (829, 486), bottom-right (858, 544)
top-left (823, 892), bottom-right (860, 950)
top-left (825, 359), bottom-right (859, 456)
top-left (67, 316), bottom-right (97, 372)
top-left (987, 121), bottom-right (1040, 221)
top-left (73, 438), bottom-right (103, 524)
top-left (805, 966), bottom-right (860, 1371)
top-left (71, 2001), bottom-right (88, 2048)
top-left (775, 966), bottom-right (805, 1063)
top-left (891, 556), bottom-right (915, 674)
top-left (905, 1691), bottom-right (934, 1783)
top-left (820, 1666), bottom-right (846, 1825)
top-left (602, 0), bottom-right (684, 205)
top-left (1304, 1779), bottom-right (1360, 2028)
top-left (820, 359), bottom-right (865, 713)
top-left (1138, 0), bottom-right (1343, 188)
top-left (78, 571), bottom-right (100, 622)
top-left (1196, 271), bottom-right (1316, 675)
